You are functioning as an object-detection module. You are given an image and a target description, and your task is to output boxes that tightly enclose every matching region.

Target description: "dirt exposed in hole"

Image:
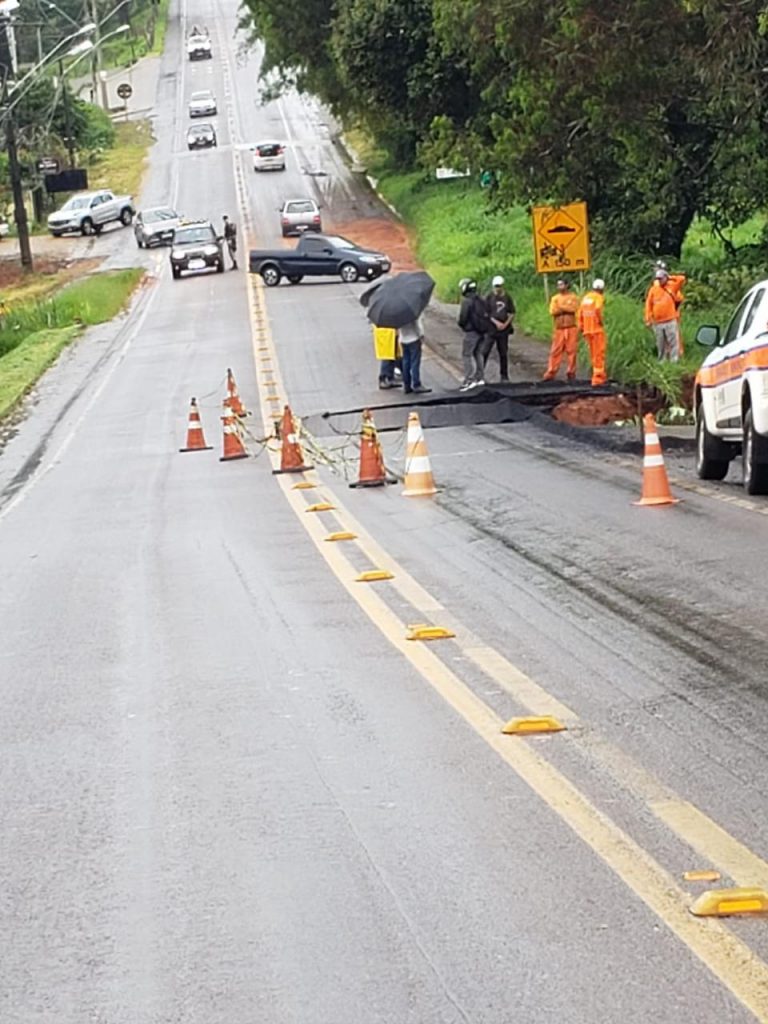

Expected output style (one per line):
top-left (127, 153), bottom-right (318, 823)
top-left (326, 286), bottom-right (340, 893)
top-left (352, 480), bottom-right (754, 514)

top-left (329, 217), bottom-right (420, 272)
top-left (552, 393), bottom-right (663, 427)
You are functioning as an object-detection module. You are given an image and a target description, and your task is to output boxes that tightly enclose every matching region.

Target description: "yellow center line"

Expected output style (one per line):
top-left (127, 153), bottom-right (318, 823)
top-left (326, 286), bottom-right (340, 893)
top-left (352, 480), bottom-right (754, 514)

top-left (235, 153), bottom-right (768, 1018)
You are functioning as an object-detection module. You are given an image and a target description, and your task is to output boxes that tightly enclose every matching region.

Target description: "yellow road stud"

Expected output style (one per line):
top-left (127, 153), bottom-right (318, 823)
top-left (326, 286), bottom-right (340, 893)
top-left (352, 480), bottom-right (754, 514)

top-left (293, 481), bottom-right (317, 490)
top-left (690, 888), bottom-right (768, 918)
top-left (683, 870), bottom-right (721, 883)
top-left (501, 716), bottom-right (566, 735)
top-left (325, 531), bottom-right (357, 541)
top-left (356, 570), bottom-right (394, 582)
top-left (406, 625), bottom-right (456, 641)
top-left (305, 502), bottom-right (335, 513)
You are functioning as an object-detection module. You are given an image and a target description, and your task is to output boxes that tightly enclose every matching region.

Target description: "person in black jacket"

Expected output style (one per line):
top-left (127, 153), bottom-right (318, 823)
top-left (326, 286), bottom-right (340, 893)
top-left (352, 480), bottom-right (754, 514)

top-left (484, 275), bottom-right (516, 382)
top-left (457, 278), bottom-right (490, 391)
top-left (222, 215), bottom-right (238, 270)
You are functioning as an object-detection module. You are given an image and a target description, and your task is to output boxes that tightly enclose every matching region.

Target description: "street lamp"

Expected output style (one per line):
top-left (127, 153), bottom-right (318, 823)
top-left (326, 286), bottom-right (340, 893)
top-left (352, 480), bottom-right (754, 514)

top-left (2, 22), bottom-right (95, 270)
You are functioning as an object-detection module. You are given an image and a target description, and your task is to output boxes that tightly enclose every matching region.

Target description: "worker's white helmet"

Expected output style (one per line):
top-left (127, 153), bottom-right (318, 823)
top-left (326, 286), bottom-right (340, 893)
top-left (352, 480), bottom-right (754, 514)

top-left (593, 278), bottom-right (605, 291)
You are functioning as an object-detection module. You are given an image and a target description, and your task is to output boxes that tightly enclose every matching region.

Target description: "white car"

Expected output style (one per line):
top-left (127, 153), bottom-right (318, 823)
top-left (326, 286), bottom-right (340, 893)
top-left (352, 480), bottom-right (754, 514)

top-left (186, 28), bottom-right (211, 60)
top-left (695, 279), bottom-right (768, 493)
top-left (252, 141), bottom-right (285, 172)
top-left (188, 90), bottom-right (217, 117)
top-left (47, 189), bottom-right (135, 236)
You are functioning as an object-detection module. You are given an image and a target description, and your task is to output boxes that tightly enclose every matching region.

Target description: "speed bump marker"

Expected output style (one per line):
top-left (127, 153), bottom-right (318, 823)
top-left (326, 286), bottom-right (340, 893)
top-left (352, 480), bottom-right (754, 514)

top-left (305, 502), bottom-right (335, 513)
top-left (501, 716), bottom-right (566, 736)
top-left (406, 625), bottom-right (456, 641)
top-left (356, 570), bottom-right (394, 582)
top-left (690, 888), bottom-right (768, 918)
top-left (293, 481), bottom-right (317, 490)
top-left (325, 531), bottom-right (357, 542)
top-left (684, 870), bottom-right (722, 883)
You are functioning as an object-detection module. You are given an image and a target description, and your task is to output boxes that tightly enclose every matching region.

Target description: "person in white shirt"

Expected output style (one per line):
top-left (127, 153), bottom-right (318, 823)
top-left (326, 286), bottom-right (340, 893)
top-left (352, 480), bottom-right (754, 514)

top-left (398, 317), bottom-right (431, 394)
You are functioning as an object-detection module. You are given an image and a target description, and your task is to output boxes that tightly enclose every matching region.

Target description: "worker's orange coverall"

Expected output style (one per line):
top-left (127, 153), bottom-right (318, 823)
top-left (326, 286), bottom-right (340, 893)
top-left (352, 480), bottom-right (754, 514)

top-left (578, 290), bottom-right (607, 386)
top-left (544, 290), bottom-right (580, 379)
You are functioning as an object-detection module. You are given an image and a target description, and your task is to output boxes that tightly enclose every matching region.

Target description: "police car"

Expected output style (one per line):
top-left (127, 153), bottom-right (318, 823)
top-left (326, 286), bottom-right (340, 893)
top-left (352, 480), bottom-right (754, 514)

top-left (694, 279), bottom-right (768, 493)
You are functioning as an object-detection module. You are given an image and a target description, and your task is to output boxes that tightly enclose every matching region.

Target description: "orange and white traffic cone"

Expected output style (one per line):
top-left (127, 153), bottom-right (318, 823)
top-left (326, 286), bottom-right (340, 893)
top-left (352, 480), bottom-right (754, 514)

top-left (633, 412), bottom-right (679, 506)
top-left (224, 367), bottom-right (247, 417)
top-left (220, 403), bottom-right (249, 462)
top-left (179, 397), bottom-right (213, 453)
top-left (272, 405), bottom-right (313, 474)
top-left (350, 409), bottom-right (396, 488)
top-left (402, 411), bottom-right (437, 497)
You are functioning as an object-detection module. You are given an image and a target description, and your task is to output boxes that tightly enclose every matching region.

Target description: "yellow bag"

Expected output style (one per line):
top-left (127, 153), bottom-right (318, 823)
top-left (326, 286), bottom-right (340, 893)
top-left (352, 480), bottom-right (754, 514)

top-left (373, 326), bottom-right (400, 360)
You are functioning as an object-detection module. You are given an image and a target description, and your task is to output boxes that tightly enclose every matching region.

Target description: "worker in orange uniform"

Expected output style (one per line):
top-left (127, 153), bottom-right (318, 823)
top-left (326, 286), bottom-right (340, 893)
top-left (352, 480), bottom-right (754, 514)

top-left (578, 278), bottom-right (607, 386)
top-left (645, 267), bottom-right (687, 362)
top-left (543, 278), bottom-right (580, 381)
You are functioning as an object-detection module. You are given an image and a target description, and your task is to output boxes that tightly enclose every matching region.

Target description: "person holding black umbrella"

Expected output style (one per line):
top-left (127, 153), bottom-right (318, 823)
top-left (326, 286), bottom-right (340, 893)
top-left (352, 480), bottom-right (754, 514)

top-left (360, 271), bottom-right (435, 394)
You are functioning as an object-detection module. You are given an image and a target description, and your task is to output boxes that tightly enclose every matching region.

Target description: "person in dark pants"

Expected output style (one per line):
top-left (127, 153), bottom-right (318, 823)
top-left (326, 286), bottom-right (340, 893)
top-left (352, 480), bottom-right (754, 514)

top-left (458, 278), bottom-right (490, 391)
top-left (399, 317), bottom-right (431, 395)
top-left (484, 275), bottom-right (515, 382)
top-left (222, 215), bottom-right (238, 270)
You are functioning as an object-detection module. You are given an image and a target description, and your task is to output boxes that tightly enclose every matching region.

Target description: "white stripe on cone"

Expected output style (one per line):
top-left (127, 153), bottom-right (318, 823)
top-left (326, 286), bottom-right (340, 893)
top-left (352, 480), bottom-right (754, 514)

top-left (644, 454), bottom-right (665, 468)
top-left (405, 455), bottom-right (432, 474)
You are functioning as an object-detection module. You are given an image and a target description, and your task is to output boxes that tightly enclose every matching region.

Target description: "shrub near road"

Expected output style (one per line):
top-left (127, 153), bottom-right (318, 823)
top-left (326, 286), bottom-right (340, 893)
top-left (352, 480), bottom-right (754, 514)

top-left (0, 269), bottom-right (143, 419)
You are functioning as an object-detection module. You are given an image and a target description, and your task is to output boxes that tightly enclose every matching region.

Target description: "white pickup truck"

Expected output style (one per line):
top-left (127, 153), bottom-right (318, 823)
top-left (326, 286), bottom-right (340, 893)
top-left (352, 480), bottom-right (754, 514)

top-left (186, 27), bottom-right (212, 60)
top-left (47, 189), bottom-right (135, 237)
top-left (694, 278), bottom-right (768, 494)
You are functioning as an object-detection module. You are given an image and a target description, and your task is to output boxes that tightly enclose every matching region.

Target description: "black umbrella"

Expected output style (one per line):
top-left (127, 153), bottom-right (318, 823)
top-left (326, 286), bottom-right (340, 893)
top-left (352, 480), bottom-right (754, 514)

top-left (360, 271), bottom-right (435, 328)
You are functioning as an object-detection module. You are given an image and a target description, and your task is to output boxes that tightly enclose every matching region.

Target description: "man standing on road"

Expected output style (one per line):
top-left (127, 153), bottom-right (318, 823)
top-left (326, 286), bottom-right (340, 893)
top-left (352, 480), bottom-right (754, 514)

top-left (399, 317), bottom-right (431, 395)
top-left (222, 215), bottom-right (238, 270)
top-left (484, 274), bottom-right (516, 382)
top-left (543, 278), bottom-right (580, 381)
top-left (578, 278), bottom-right (608, 387)
top-left (645, 267), bottom-right (685, 361)
top-left (458, 278), bottom-right (490, 391)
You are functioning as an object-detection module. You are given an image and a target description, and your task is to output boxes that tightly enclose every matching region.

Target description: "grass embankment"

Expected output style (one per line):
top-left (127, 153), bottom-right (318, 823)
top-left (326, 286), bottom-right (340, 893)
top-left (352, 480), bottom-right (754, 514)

top-left (0, 268), bottom-right (143, 418)
top-left (88, 120), bottom-right (153, 198)
top-left (101, 0), bottom-right (170, 68)
top-left (361, 143), bottom-right (764, 403)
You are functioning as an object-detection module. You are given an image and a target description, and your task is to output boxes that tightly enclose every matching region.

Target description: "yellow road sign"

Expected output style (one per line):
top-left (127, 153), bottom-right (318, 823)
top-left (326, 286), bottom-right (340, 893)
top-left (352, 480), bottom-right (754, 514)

top-left (532, 202), bottom-right (591, 274)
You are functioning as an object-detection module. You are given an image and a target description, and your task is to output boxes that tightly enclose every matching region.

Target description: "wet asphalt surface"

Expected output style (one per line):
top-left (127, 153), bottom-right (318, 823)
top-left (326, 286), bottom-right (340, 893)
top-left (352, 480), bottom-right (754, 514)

top-left (1, 1), bottom-right (768, 1021)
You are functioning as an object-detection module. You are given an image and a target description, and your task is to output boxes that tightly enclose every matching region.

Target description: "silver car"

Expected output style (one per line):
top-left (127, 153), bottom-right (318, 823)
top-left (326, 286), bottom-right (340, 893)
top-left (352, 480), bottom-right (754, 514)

top-left (279, 197), bottom-right (322, 237)
top-left (189, 90), bottom-right (217, 117)
top-left (134, 206), bottom-right (181, 248)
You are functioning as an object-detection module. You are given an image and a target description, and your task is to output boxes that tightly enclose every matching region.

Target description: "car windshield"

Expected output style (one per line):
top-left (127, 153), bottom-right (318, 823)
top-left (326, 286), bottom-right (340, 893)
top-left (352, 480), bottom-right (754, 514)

top-left (323, 235), bottom-right (356, 249)
top-left (286, 201), bottom-right (316, 213)
top-left (191, 91), bottom-right (213, 101)
top-left (189, 126), bottom-right (212, 134)
top-left (144, 209), bottom-right (177, 223)
top-left (175, 226), bottom-right (215, 244)
top-left (64, 196), bottom-right (91, 210)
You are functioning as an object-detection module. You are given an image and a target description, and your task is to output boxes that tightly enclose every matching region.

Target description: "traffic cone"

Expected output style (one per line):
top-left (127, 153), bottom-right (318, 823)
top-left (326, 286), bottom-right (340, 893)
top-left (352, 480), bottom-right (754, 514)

top-left (402, 411), bottom-right (437, 497)
top-left (633, 412), bottom-right (679, 506)
top-left (179, 397), bottom-right (212, 452)
top-left (224, 367), bottom-right (247, 417)
top-left (272, 405), bottom-right (313, 474)
top-left (350, 409), bottom-right (396, 488)
top-left (220, 403), bottom-right (248, 462)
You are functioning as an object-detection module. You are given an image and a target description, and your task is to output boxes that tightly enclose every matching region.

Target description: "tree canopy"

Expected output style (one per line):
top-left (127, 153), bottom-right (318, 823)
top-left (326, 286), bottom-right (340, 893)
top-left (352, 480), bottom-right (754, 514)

top-left (240, 0), bottom-right (768, 257)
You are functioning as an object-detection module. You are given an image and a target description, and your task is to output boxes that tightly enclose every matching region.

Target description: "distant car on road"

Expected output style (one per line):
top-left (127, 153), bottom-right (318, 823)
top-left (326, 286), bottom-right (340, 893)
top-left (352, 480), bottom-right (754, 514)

top-left (252, 141), bottom-right (285, 172)
top-left (279, 197), bottom-right (321, 237)
top-left (186, 27), bottom-right (212, 60)
top-left (188, 90), bottom-right (217, 118)
top-left (249, 232), bottom-right (391, 287)
top-left (47, 189), bottom-right (135, 237)
top-left (170, 220), bottom-right (224, 279)
top-left (695, 279), bottom-right (768, 494)
top-left (134, 206), bottom-right (180, 248)
top-left (187, 123), bottom-right (217, 150)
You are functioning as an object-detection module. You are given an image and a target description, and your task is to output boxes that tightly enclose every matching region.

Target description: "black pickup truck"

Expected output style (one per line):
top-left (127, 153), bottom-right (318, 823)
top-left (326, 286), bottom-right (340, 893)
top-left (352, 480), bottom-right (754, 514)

top-left (249, 233), bottom-right (391, 286)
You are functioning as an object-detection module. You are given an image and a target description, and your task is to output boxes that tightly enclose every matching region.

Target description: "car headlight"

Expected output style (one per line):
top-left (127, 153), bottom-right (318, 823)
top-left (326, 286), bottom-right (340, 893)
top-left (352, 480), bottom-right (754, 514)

top-left (360, 255), bottom-right (379, 263)
top-left (171, 249), bottom-right (183, 260)
top-left (203, 245), bottom-right (218, 256)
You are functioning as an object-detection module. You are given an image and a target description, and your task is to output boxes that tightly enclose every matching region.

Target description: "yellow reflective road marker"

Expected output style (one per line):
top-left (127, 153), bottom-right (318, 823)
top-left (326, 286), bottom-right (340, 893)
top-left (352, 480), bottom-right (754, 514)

top-left (292, 481), bottom-right (317, 490)
top-left (691, 888), bottom-right (768, 918)
top-left (325, 531), bottom-right (357, 542)
top-left (684, 870), bottom-right (722, 883)
top-left (305, 502), bottom-right (336, 513)
top-left (502, 716), bottom-right (567, 736)
top-left (406, 625), bottom-right (456, 641)
top-left (356, 570), bottom-right (394, 583)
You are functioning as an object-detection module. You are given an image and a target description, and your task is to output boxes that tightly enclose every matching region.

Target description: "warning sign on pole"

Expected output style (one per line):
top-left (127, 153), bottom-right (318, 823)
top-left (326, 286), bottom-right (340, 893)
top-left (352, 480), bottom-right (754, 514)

top-left (532, 202), bottom-right (591, 274)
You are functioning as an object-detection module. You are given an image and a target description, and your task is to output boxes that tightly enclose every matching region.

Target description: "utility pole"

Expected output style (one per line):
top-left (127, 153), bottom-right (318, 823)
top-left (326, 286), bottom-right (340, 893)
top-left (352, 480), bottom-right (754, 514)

top-left (58, 57), bottom-right (75, 167)
top-left (5, 114), bottom-right (33, 270)
top-left (88, 0), bottom-right (108, 109)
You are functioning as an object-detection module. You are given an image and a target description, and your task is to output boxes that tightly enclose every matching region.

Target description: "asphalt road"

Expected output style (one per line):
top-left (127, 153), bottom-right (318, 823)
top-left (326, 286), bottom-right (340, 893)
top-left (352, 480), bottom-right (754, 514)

top-left (2, 1), bottom-right (768, 1021)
